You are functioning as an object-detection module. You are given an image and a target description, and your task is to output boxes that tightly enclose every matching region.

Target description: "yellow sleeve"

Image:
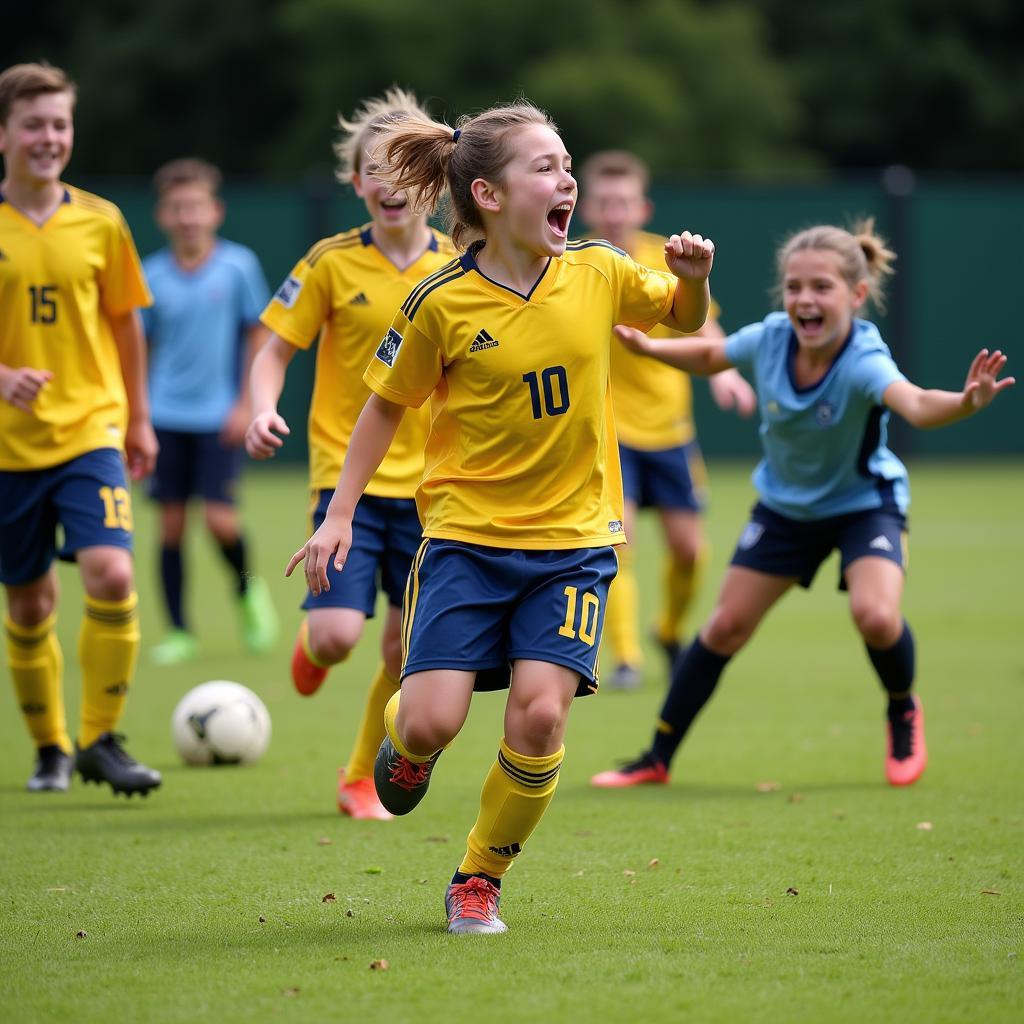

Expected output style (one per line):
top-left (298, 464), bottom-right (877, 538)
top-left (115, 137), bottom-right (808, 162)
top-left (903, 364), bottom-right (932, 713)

top-left (362, 309), bottom-right (442, 409)
top-left (260, 256), bottom-right (330, 350)
top-left (615, 256), bottom-right (676, 332)
top-left (98, 215), bottom-right (151, 315)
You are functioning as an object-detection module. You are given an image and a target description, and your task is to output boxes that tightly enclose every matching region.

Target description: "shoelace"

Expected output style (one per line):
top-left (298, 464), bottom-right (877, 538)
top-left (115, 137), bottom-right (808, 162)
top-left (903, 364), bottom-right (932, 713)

top-left (389, 755), bottom-right (432, 791)
top-left (890, 712), bottom-right (915, 761)
top-left (99, 733), bottom-right (137, 766)
top-left (449, 878), bottom-right (498, 922)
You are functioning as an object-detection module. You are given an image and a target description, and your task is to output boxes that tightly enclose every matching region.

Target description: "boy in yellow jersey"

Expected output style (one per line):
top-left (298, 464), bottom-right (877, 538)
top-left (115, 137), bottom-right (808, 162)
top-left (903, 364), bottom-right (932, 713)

top-left (246, 89), bottom-right (455, 820)
top-left (0, 63), bottom-right (161, 796)
top-left (580, 151), bottom-right (756, 689)
top-left (287, 101), bottom-right (715, 934)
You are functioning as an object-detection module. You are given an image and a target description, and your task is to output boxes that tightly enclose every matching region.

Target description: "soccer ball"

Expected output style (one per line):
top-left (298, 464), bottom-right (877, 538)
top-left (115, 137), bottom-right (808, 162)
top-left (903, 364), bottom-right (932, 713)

top-left (171, 680), bottom-right (271, 766)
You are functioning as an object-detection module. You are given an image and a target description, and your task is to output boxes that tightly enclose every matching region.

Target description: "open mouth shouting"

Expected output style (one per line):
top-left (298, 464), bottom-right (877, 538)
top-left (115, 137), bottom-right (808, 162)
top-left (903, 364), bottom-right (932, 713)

top-left (547, 201), bottom-right (573, 239)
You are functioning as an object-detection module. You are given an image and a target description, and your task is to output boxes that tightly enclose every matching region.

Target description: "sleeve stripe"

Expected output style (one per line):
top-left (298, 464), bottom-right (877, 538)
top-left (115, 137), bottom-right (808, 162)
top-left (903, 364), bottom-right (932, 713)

top-left (306, 234), bottom-right (362, 267)
top-left (400, 258), bottom-right (464, 319)
top-left (565, 239), bottom-right (627, 257)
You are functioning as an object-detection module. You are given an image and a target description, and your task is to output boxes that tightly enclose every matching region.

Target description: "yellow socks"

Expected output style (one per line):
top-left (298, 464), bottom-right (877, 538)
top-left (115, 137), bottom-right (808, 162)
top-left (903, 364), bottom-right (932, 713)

top-left (605, 545), bottom-right (642, 667)
top-left (655, 545), bottom-right (707, 647)
top-left (5, 613), bottom-right (70, 753)
top-left (346, 663), bottom-right (401, 782)
top-left (78, 593), bottom-right (139, 748)
top-left (460, 739), bottom-right (564, 881)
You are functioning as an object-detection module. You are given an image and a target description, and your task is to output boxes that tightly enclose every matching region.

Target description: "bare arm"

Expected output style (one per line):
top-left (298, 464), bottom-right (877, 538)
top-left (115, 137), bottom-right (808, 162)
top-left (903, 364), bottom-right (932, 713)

top-left (613, 324), bottom-right (735, 376)
top-left (110, 309), bottom-right (158, 480)
top-left (883, 348), bottom-right (1014, 429)
top-left (221, 323), bottom-right (269, 447)
top-left (661, 231), bottom-right (714, 333)
top-left (245, 332), bottom-right (297, 458)
top-left (285, 392), bottom-right (407, 594)
top-left (700, 316), bottom-right (758, 417)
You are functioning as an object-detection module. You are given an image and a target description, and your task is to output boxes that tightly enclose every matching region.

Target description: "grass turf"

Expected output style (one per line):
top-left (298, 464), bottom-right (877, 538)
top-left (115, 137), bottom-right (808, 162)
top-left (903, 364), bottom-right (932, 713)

top-left (0, 461), bottom-right (1020, 1023)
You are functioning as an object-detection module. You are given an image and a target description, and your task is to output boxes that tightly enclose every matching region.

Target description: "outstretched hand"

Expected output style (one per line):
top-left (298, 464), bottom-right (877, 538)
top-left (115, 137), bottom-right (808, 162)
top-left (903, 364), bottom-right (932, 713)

top-left (961, 349), bottom-right (1014, 413)
top-left (612, 324), bottom-right (657, 356)
top-left (664, 231), bottom-right (715, 281)
top-left (285, 515), bottom-right (353, 597)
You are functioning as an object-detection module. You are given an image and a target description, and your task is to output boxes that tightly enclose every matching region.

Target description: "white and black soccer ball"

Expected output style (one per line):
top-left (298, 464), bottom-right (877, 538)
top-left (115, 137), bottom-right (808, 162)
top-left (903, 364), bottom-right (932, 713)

top-left (171, 680), bottom-right (271, 766)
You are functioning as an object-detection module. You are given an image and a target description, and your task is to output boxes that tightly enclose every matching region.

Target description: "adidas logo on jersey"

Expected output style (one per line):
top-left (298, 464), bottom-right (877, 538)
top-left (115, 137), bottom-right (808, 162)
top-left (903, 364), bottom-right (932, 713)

top-left (349, 291), bottom-right (369, 305)
top-left (469, 328), bottom-right (499, 352)
top-left (868, 535), bottom-right (894, 552)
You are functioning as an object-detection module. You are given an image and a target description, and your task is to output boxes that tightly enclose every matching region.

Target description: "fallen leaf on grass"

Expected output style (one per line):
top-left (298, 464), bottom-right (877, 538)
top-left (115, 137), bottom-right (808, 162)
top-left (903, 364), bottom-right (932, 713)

top-left (788, 793), bottom-right (805, 804)
top-left (258, 915), bottom-right (266, 924)
top-left (647, 858), bottom-right (660, 870)
top-left (623, 870), bottom-right (636, 878)
top-left (346, 909), bottom-right (354, 917)
top-left (424, 835), bottom-right (449, 843)
top-left (981, 889), bottom-right (1002, 896)
top-left (786, 887), bottom-right (799, 896)
top-left (573, 870), bottom-right (585, 877)
top-left (370, 959), bottom-right (389, 971)
top-left (916, 822), bottom-right (934, 831)
top-left (756, 781), bottom-right (780, 793)
top-left (322, 893), bottom-right (336, 903)
top-left (335, 956), bottom-right (350, 961)
top-left (317, 837), bottom-right (332, 846)
top-left (364, 867), bottom-right (383, 875)
top-left (283, 988), bottom-right (299, 998)
top-left (47, 887), bottom-right (67, 892)
top-left (75, 930), bottom-right (87, 939)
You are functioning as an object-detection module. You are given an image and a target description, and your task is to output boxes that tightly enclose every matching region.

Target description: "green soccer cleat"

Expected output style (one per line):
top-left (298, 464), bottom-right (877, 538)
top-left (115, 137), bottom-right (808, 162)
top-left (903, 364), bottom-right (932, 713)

top-left (373, 735), bottom-right (441, 816)
top-left (150, 628), bottom-right (199, 666)
top-left (75, 733), bottom-right (162, 797)
top-left (26, 744), bottom-right (73, 792)
top-left (239, 577), bottom-right (279, 654)
top-left (445, 876), bottom-right (507, 935)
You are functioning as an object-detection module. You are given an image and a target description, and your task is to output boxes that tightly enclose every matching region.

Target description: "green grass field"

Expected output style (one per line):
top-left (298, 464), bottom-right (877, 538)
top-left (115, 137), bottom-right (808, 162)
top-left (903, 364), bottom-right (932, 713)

top-left (1, 461), bottom-right (1021, 1023)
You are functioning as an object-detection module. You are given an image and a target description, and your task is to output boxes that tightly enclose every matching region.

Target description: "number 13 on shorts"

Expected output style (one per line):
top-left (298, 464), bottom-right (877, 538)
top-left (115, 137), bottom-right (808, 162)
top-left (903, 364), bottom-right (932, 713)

top-left (558, 585), bottom-right (600, 646)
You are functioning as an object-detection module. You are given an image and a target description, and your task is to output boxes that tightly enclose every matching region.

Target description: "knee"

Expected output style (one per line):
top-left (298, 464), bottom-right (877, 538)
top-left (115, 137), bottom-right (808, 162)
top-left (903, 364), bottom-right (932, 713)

top-left (203, 505), bottom-right (238, 544)
top-left (668, 539), bottom-right (702, 567)
top-left (307, 618), bottom-right (361, 665)
top-left (398, 711), bottom-right (459, 755)
top-left (702, 604), bottom-right (753, 655)
top-left (82, 555), bottom-right (134, 601)
top-left (516, 696), bottom-right (568, 749)
top-left (6, 586), bottom-right (57, 626)
top-left (851, 600), bottom-right (902, 648)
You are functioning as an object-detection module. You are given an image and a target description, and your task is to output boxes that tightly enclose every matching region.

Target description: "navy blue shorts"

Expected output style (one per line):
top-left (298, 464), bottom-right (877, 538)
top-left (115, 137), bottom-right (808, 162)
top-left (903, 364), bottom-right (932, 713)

top-left (150, 428), bottom-right (243, 505)
top-left (0, 448), bottom-right (133, 586)
top-left (619, 441), bottom-right (707, 511)
top-left (730, 502), bottom-right (909, 591)
top-left (401, 539), bottom-right (619, 696)
top-left (303, 491), bottom-right (422, 616)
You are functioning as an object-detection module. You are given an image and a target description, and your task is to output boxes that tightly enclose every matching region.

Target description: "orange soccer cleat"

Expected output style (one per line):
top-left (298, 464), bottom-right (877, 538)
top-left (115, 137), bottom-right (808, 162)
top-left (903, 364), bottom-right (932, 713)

top-left (886, 698), bottom-right (928, 786)
top-left (336, 769), bottom-right (393, 820)
top-left (590, 751), bottom-right (669, 788)
top-left (290, 622), bottom-right (328, 697)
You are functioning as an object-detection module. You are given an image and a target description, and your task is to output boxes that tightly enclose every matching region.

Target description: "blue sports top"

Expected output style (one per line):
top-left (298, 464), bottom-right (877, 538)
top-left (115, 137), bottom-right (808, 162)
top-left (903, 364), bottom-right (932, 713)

top-left (724, 312), bottom-right (909, 521)
top-left (142, 240), bottom-right (269, 431)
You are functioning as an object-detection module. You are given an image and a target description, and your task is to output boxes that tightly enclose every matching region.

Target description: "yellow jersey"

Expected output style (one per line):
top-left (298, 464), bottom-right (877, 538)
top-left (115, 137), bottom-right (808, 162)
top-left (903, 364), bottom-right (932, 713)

top-left (364, 240), bottom-right (676, 550)
top-left (261, 225), bottom-right (456, 496)
top-left (0, 185), bottom-right (151, 471)
top-left (609, 231), bottom-right (720, 450)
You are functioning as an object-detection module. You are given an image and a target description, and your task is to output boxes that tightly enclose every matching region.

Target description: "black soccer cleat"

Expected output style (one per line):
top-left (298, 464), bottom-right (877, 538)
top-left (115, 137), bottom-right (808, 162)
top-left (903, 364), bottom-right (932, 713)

top-left (75, 732), bottom-right (162, 797)
top-left (26, 744), bottom-right (74, 792)
top-left (373, 735), bottom-right (441, 816)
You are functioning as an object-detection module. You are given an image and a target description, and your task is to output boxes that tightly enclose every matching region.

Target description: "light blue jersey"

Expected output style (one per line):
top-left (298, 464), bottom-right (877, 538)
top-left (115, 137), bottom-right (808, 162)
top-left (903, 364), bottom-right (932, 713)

top-left (142, 240), bottom-right (269, 431)
top-left (725, 312), bottom-right (909, 521)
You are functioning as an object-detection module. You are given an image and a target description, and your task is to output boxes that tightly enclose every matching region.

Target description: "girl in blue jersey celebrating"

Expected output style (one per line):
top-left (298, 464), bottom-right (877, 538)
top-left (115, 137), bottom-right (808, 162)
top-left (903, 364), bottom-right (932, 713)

top-left (593, 220), bottom-right (1013, 791)
top-left (287, 100), bottom-right (715, 934)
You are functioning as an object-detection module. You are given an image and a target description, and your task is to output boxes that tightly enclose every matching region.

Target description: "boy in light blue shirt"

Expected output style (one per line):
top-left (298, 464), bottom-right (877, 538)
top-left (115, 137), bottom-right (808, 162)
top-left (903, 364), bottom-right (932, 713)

top-left (143, 158), bottom-right (277, 663)
top-left (592, 220), bottom-right (1013, 790)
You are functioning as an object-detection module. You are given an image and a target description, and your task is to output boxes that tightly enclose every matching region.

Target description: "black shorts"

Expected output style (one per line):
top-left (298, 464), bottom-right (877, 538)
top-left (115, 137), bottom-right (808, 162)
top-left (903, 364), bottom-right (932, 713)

top-left (730, 502), bottom-right (908, 591)
top-left (149, 429), bottom-right (242, 504)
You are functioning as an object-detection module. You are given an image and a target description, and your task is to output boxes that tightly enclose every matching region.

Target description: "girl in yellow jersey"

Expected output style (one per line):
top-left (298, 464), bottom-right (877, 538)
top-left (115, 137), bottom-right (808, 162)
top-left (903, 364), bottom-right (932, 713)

top-left (246, 90), bottom-right (455, 821)
top-left (287, 100), bottom-right (715, 934)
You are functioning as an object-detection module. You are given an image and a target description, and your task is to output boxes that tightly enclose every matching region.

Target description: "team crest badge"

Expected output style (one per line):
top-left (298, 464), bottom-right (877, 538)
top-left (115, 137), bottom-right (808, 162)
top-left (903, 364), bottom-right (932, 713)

top-left (738, 522), bottom-right (765, 550)
top-left (375, 327), bottom-right (403, 367)
top-left (816, 401), bottom-right (835, 426)
top-left (274, 275), bottom-right (302, 308)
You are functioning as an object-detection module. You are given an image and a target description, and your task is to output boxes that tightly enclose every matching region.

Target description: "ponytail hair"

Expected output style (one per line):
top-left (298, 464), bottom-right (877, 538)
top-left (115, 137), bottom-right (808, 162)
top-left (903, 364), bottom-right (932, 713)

top-left (777, 218), bottom-right (897, 311)
top-left (372, 100), bottom-right (557, 250)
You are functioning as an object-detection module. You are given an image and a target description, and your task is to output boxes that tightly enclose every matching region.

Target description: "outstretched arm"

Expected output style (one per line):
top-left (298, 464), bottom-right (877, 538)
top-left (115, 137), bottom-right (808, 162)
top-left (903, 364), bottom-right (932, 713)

top-left (285, 392), bottom-right (407, 595)
top-left (883, 348), bottom-right (1014, 429)
top-left (613, 324), bottom-right (736, 377)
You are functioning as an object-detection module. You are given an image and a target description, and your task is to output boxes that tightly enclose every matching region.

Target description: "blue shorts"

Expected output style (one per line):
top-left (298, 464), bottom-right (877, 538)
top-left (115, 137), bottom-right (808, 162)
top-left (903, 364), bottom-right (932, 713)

top-left (401, 539), bottom-right (619, 696)
top-left (303, 491), bottom-right (422, 616)
top-left (730, 502), bottom-right (909, 591)
top-left (150, 429), bottom-right (242, 505)
top-left (619, 441), bottom-right (707, 511)
top-left (0, 448), bottom-right (133, 586)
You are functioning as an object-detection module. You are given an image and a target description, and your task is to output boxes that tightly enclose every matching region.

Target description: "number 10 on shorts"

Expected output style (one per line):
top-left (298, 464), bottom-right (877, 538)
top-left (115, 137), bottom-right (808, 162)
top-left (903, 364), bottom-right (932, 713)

top-left (558, 585), bottom-right (599, 646)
